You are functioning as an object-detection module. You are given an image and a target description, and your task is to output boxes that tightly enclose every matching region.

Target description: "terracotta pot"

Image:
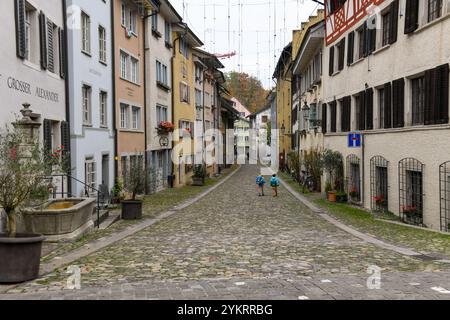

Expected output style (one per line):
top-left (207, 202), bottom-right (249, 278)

top-left (327, 191), bottom-right (337, 203)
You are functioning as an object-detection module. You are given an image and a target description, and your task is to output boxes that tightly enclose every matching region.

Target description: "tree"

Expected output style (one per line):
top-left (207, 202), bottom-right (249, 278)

top-left (225, 72), bottom-right (270, 113)
top-left (0, 126), bottom-right (51, 237)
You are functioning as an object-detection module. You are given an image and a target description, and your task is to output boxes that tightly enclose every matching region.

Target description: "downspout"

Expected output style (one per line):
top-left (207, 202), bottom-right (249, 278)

top-left (143, 14), bottom-right (149, 193)
top-left (111, 1), bottom-right (118, 183)
top-left (62, 0), bottom-right (72, 196)
top-left (170, 34), bottom-right (181, 186)
top-left (361, 133), bottom-right (366, 208)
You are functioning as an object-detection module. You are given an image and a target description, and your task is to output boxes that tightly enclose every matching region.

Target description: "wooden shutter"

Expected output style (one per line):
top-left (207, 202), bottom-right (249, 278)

top-left (384, 82), bottom-right (392, 129)
top-left (365, 88), bottom-right (374, 130)
top-left (389, 0), bottom-right (399, 44)
top-left (392, 78), bottom-right (405, 128)
top-left (362, 22), bottom-right (369, 57)
top-left (39, 12), bottom-right (48, 70)
top-left (47, 20), bottom-right (54, 73)
top-left (329, 46), bottom-right (335, 76)
top-left (347, 31), bottom-right (354, 66)
top-left (60, 121), bottom-right (70, 158)
top-left (190, 122), bottom-right (194, 139)
top-left (338, 38), bottom-right (345, 71)
top-left (322, 103), bottom-right (327, 134)
top-left (43, 119), bottom-right (52, 154)
top-left (59, 28), bottom-right (66, 79)
top-left (14, 0), bottom-right (26, 59)
top-left (436, 63), bottom-right (450, 124)
top-left (330, 101), bottom-right (337, 133)
top-left (405, 0), bottom-right (419, 34)
top-left (341, 96), bottom-right (351, 132)
top-left (358, 91), bottom-right (366, 131)
top-left (424, 68), bottom-right (436, 125)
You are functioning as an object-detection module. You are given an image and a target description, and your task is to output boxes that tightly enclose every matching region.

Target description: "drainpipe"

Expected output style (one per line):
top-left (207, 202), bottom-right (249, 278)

top-left (143, 13), bottom-right (149, 193)
top-left (62, 0), bottom-right (72, 196)
top-left (361, 133), bottom-right (366, 208)
top-left (111, 1), bottom-right (118, 184)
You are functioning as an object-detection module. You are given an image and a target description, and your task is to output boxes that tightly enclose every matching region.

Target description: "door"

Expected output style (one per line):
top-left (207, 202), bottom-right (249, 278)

top-left (102, 155), bottom-right (110, 188)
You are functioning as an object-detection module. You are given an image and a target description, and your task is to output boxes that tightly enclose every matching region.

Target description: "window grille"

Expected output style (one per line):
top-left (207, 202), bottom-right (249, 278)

top-left (370, 156), bottom-right (389, 212)
top-left (346, 154), bottom-right (361, 202)
top-left (440, 161), bottom-right (450, 232)
top-left (399, 158), bottom-right (424, 226)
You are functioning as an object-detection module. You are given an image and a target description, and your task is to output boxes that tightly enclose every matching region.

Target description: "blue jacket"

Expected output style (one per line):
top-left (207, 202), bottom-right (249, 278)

top-left (270, 177), bottom-right (280, 187)
top-left (256, 176), bottom-right (266, 186)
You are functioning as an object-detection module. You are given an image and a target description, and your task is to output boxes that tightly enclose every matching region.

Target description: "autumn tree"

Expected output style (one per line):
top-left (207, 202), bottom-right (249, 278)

top-left (225, 72), bottom-right (269, 113)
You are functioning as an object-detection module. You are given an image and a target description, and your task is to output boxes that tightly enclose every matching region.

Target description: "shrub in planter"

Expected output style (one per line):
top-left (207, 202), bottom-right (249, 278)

top-left (111, 180), bottom-right (124, 204)
top-left (121, 156), bottom-right (146, 220)
top-left (0, 118), bottom-right (61, 283)
top-left (192, 165), bottom-right (207, 186)
top-left (336, 192), bottom-right (348, 203)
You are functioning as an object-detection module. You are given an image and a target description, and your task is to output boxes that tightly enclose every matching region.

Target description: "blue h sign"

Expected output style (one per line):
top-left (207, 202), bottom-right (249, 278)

top-left (348, 133), bottom-right (362, 148)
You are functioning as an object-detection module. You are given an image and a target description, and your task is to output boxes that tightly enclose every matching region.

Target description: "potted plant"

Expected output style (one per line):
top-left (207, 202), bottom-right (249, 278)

top-left (323, 150), bottom-right (343, 203)
top-left (336, 191), bottom-right (348, 203)
top-left (192, 165), bottom-right (207, 186)
top-left (121, 157), bottom-right (146, 220)
top-left (156, 121), bottom-right (175, 136)
top-left (0, 123), bottom-right (52, 283)
top-left (111, 180), bottom-right (124, 204)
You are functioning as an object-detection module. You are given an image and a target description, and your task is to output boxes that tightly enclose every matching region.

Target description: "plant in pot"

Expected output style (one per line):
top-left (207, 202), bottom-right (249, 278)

top-left (0, 122), bottom-right (54, 283)
top-left (121, 157), bottom-right (146, 220)
top-left (323, 150), bottom-right (343, 203)
top-left (156, 121), bottom-right (175, 136)
top-left (111, 180), bottom-right (124, 205)
top-left (336, 191), bottom-right (348, 203)
top-left (192, 165), bottom-right (207, 186)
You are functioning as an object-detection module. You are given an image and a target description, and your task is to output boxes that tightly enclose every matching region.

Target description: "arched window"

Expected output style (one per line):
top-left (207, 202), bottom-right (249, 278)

top-left (399, 158), bottom-right (424, 226)
top-left (346, 154), bottom-right (361, 202)
top-left (370, 156), bottom-right (389, 212)
top-left (440, 162), bottom-right (450, 232)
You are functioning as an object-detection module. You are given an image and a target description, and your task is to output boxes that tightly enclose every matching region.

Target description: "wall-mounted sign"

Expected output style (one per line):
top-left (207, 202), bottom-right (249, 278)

top-left (348, 133), bottom-right (362, 148)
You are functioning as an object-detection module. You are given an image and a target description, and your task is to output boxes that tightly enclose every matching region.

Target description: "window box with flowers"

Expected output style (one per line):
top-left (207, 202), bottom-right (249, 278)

top-left (402, 206), bottom-right (423, 225)
top-left (349, 186), bottom-right (359, 200)
top-left (373, 195), bottom-right (387, 211)
top-left (156, 121), bottom-right (175, 136)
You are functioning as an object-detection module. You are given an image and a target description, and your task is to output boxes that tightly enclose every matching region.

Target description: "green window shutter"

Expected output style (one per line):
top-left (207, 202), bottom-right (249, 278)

top-left (39, 12), bottom-right (48, 70)
top-left (14, 0), bottom-right (26, 59)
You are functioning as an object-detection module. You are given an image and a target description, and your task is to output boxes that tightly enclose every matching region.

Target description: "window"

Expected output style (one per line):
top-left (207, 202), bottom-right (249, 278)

top-left (205, 93), bottom-right (211, 108)
top-left (121, 4), bottom-right (126, 26)
top-left (24, 4), bottom-right (36, 62)
top-left (156, 105), bottom-right (168, 123)
top-left (411, 76), bottom-right (425, 125)
top-left (428, 0), bottom-right (442, 22)
top-left (81, 12), bottom-right (91, 54)
top-left (195, 89), bottom-right (202, 107)
top-left (132, 107), bottom-right (141, 130)
top-left (156, 61), bottom-right (168, 87)
top-left (121, 4), bottom-right (137, 34)
top-left (120, 51), bottom-right (139, 84)
top-left (47, 20), bottom-right (59, 74)
top-left (82, 85), bottom-right (92, 125)
top-left (180, 37), bottom-right (189, 59)
top-left (85, 158), bottom-right (97, 194)
top-left (99, 26), bottom-right (107, 64)
top-left (164, 21), bottom-right (171, 44)
top-left (131, 57), bottom-right (139, 83)
top-left (382, 11), bottom-right (391, 47)
top-left (151, 11), bottom-right (158, 31)
top-left (100, 91), bottom-right (108, 127)
top-left (180, 82), bottom-right (190, 103)
top-left (195, 66), bottom-right (202, 82)
top-left (120, 103), bottom-right (129, 129)
top-left (357, 28), bottom-right (365, 59)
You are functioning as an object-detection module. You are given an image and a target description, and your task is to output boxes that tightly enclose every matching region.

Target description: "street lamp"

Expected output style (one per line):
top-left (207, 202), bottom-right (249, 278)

top-left (302, 100), bottom-right (310, 122)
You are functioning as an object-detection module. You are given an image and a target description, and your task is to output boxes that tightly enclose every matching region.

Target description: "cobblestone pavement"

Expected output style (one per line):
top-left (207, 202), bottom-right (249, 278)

top-left (2, 165), bottom-right (450, 300)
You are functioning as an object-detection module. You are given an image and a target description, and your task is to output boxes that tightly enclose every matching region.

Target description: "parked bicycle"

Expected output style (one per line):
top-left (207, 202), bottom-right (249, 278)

top-left (300, 171), bottom-right (315, 193)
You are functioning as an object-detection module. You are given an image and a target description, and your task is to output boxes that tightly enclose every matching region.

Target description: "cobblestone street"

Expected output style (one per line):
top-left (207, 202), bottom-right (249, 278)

top-left (2, 165), bottom-right (450, 300)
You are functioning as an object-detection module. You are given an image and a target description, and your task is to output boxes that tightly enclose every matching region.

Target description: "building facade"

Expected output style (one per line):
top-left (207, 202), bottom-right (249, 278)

top-left (249, 106), bottom-right (271, 164)
top-left (322, 0), bottom-right (450, 231)
top-left (145, 0), bottom-right (181, 192)
top-left (113, 0), bottom-right (152, 187)
top-left (171, 24), bottom-right (203, 187)
top-left (67, 0), bottom-right (115, 196)
top-left (4, 0), bottom-right (68, 155)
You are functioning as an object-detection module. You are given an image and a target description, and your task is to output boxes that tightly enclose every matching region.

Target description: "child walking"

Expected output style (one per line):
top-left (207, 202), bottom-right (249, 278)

top-left (270, 174), bottom-right (280, 197)
top-left (256, 175), bottom-right (266, 197)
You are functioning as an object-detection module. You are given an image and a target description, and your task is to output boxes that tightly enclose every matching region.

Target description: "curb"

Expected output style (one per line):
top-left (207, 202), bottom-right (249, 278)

top-left (0, 166), bottom-right (241, 294)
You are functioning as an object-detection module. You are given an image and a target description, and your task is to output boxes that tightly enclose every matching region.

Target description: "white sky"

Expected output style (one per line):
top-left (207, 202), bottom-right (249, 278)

top-left (170, 0), bottom-right (321, 89)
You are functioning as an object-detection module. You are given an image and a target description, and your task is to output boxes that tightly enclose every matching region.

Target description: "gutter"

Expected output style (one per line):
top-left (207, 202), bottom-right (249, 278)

top-left (111, 1), bottom-right (118, 183)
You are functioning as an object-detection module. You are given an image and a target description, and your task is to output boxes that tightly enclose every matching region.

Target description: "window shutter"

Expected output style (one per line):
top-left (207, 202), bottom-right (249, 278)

top-left (405, 0), bottom-right (419, 34)
top-left (39, 12), bottom-right (48, 70)
top-left (389, 0), bottom-right (399, 44)
top-left (47, 20), bottom-right (54, 73)
top-left (59, 28), bottom-right (66, 79)
top-left (330, 101), bottom-right (337, 133)
top-left (190, 122), bottom-right (194, 139)
top-left (43, 119), bottom-right (52, 154)
top-left (341, 96), bottom-right (351, 132)
top-left (362, 22), bottom-right (369, 57)
top-left (322, 103), bottom-right (327, 134)
top-left (436, 63), bottom-right (449, 124)
top-left (384, 82), bottom-right (392, 129)
top-left (392, 78), bottom-right (405, 128)
top-left (60, 121), bottom-right (70, 158)
top-left (359, 91), bottom-right (366, 131)
top-left (338, 38), bottom-right (345, 71)
top-left (365, 88), bottom-right (374, 130)
top-left (424, 69), bottom-right (436, 125)
top-left (347, 31), bottom-right (354, 66)
top-left (14, 0), bottom-right (26, 59)
top-left (368, 17), bottom-right (377, 54)
top-left (329, 46), bottom-right (334, 76)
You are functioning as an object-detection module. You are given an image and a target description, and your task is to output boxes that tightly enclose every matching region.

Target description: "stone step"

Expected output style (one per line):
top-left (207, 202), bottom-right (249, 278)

top-left (98, 211), bottom-right (121, 230)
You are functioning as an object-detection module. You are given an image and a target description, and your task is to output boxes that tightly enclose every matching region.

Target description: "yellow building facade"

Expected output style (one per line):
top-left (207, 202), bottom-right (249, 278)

top-left (171, 24), bottom-right (203, 187)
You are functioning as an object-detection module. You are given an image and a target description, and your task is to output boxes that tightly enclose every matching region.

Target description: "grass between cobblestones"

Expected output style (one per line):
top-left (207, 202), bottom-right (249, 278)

top-left (41, 165), bottom-right (239, 263)
top-left (279, 172), bottom-right (450, 259)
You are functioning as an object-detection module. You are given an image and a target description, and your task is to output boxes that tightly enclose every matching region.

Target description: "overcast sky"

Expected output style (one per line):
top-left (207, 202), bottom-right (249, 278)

top-left (170, 0), bottom-right (321, 89)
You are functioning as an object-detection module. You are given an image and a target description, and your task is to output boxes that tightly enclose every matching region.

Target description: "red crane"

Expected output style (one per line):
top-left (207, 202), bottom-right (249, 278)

top-left (214, 51), bottom-right (237, 60)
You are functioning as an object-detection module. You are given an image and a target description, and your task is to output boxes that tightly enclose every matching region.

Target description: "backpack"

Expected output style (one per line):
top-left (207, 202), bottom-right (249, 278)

top-left (270, 177), bottom-right (279, 187)
top-left (256, 176), bottom-right (264, 185)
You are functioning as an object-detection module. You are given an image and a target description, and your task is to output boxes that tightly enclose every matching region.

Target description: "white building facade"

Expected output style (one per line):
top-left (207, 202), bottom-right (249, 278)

top-left (145, 0), bottom-right (181, 192)
top-left (66, 0), bottom-right (115, 196)
top-left (2, 0), bottom-right (67, 153)
top-left (322, 0), bottom-right (450, 231)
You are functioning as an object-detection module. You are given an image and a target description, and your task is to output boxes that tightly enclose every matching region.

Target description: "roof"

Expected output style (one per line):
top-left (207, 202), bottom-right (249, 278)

top-left (173, 23), bottom-right (203, 48)
top-left (159, 0), bottom-right (182, 23)
top-left (273, 42), bottom-right (292, 79)
top-left (193, 48), bottom-right (225, 69)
